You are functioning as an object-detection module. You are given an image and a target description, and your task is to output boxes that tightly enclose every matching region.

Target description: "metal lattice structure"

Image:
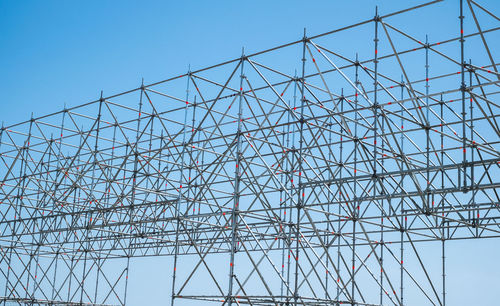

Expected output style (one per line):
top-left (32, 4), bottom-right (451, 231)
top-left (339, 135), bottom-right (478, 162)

top-left (1, 0), bottom-right (499, 305)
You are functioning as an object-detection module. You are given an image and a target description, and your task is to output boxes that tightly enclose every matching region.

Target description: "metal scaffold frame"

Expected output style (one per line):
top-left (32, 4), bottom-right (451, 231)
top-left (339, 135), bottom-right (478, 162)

top-left (1, 0), bottom-right (499, 305)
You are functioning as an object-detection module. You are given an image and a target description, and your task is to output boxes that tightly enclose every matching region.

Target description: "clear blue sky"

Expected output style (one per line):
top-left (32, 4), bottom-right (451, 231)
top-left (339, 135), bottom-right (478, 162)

top-left (0, 0), bottom-right (471, 124)
top-left (0, 1), bottom-right (499, 305)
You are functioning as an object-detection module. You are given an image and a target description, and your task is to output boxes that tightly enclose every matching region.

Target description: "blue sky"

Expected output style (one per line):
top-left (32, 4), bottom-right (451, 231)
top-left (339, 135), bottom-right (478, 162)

top-left (0, 0), bottom-right (466, 124)
top-left (1, 1), bottom-right (499, 305)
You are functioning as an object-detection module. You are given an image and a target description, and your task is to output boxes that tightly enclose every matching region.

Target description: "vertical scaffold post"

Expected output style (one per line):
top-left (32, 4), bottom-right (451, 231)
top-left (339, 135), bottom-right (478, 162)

top-left (293, 28), bottom-right (307, 306)
top-left (124, 80), bottom-right (140, 306)
top-left (24, 113), bottom-right (34, 301)
top-left (425, 35), bottom-right (431, 214)
top-left (468, 59), bottom-right (478, 230)
top-left (171, 69), bottom-right (191, 306)
top-left (373, 6), bottom-right (383, 305)
top-left (283, 71), bottom-right (297, 303)
top-left (228, 48), bottom-right (245, 306)
top-left (286, 70), bottom-right (298, 305)
top-left (400, 76), bottom-right (405, 306)
top-left (324, 91), bottom-right (333, 301)
top-left (440, 93), bottom-right (446, 306)
top-left (460, 0), bottom-right (467, 191)
top-left (352, 53), bottom-right (360, 306)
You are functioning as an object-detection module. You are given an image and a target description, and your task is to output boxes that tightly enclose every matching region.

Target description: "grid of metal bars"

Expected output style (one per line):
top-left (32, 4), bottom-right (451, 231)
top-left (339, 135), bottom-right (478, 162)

top-left (1, 0), bottom-right (499, 305)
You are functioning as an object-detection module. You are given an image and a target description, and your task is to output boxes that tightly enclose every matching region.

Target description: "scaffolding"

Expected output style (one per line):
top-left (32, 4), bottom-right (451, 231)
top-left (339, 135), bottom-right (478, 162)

top-left (0, 0), bottom-right (499, 305)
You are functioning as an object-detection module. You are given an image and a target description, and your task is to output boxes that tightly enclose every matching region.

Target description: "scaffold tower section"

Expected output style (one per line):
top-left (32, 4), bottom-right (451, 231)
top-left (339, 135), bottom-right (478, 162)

top-left (0, 0), bottom-right (499, 305)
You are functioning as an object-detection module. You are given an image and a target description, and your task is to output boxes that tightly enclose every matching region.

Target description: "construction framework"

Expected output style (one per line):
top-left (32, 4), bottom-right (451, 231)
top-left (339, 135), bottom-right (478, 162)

top-left (1, 0), bottom-right (499, 305)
